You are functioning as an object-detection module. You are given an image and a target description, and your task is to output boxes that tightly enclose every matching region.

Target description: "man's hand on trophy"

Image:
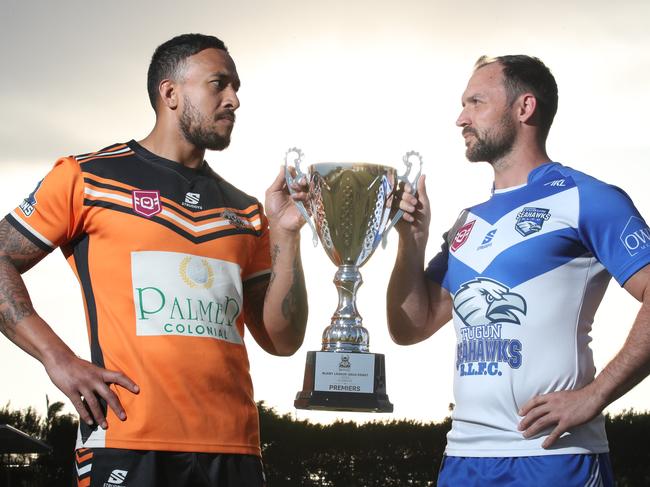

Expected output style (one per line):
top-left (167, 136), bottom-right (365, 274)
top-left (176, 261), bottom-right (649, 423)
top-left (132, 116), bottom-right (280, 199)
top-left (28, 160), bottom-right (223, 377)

top-left (265, 166), bottom-right (310, 233)
top-left (395, 174), bottom-right (430, 242)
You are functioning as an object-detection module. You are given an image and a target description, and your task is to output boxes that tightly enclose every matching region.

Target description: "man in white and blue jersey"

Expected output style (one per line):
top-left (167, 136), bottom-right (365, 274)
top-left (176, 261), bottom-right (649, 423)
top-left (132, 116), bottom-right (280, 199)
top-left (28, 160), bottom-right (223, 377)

top-left (387, 55), bottom-right (650, 486)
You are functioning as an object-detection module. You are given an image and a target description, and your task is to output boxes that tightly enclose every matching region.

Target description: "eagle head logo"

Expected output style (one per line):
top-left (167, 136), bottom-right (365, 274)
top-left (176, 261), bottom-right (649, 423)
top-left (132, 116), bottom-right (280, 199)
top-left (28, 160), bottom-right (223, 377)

top-left (453, 278), bottom-right (527, 327)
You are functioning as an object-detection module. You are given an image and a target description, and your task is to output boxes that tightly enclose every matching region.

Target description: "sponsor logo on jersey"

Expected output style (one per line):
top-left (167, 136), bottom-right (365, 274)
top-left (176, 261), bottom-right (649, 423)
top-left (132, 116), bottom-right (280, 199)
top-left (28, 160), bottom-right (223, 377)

top-left (223, 209), bottom-right (251, 229)
top-left (18, 179), bottom-right (43, 217)
top-left (515, 207), bottom-right (550, 236)
top-left (620, 216), bottom-right (650, 256)
top-left (451, 220), bottom-right (476, 252)
top-left (477, 229), bottom-right (497, 250)
top-left (182, 192), bottom-right (203, 210)
top-left (132, 251), bottom-right (243, 344)
top-left (453, 278), bottom-right (527, 377)
top-left (132, 190), bottom-right (162, 218)
top-left (104, 469), bottom-right (128, 486)
top-left (544, 178), bottom-right (566, 187)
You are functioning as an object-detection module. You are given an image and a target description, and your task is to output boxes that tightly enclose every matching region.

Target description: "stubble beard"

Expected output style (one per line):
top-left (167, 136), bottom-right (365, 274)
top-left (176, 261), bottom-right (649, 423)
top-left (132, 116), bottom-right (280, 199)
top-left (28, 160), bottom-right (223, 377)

top-left (180, 96), bottom-right (232, 151)
top-left (465, 113), bottom-right (516, 165)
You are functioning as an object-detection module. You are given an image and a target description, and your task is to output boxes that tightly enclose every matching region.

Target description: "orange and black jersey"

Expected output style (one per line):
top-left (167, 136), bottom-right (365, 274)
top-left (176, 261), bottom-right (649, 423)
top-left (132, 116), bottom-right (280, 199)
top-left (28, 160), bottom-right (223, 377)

top-left (7, 140), bottom-right (271, 454)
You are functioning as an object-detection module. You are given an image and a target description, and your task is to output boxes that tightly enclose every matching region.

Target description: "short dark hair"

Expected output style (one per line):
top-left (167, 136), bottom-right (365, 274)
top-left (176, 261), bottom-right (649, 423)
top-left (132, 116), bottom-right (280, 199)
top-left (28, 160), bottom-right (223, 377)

top-left (147, 33), bottom-right (228, 110)
top-left (475, 55), bottom-right (558, 139)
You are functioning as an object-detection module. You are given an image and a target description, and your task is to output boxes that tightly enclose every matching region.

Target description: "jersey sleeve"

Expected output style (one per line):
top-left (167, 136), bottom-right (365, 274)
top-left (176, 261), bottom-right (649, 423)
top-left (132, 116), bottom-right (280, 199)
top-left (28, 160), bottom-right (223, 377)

top-left (5, 157), bottom-right (86, 251)
top-left (577, 181), bottom-right (650, 286)
top-left (425, 209), bottom-right (471, 291)
top-left (242, 203), bottom-right (272, 282)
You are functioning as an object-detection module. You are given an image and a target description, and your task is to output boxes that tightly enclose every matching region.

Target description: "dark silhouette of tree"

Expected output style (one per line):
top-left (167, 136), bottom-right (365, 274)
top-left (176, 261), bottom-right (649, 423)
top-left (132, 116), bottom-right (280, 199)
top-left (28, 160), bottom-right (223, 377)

top-left (1, 400), bottom-right (649, 486)
top-left (1, 397), bottom-right (77, 487)
top-left (605, 409), bottom-right (650, 487)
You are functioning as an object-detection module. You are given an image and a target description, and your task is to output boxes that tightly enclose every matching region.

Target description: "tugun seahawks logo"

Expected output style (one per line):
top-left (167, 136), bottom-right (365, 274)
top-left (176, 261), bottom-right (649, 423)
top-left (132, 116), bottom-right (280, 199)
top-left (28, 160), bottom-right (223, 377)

top-left (453, 278), bottom-right (527, 327)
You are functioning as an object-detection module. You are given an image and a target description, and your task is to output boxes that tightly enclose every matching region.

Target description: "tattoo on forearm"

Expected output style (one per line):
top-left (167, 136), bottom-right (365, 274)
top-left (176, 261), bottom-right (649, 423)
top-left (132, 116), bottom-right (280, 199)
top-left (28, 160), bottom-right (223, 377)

top-left (0, 220), bottom-right (43, 337)
top-left (281, 255), bottom-right (306, 321)
top-left (269, 244), bottom-right (280, 287)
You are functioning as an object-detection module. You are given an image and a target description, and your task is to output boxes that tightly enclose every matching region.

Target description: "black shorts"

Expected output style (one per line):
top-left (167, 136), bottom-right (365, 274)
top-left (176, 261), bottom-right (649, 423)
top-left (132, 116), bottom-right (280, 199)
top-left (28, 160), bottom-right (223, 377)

top-left (74, 448), bottom-right (266, 487)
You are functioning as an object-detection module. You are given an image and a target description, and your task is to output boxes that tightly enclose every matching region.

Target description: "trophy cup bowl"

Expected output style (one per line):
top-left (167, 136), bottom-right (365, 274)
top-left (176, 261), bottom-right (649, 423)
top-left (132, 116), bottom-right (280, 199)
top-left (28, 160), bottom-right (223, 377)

top-left (287, 149), bottom-right (422, 413)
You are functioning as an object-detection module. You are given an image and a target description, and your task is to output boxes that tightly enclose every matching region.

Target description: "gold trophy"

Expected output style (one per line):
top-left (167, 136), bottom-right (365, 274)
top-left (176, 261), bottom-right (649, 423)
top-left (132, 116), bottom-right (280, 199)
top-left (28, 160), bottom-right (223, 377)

top-left (286, 148), bottom-right (422, 412)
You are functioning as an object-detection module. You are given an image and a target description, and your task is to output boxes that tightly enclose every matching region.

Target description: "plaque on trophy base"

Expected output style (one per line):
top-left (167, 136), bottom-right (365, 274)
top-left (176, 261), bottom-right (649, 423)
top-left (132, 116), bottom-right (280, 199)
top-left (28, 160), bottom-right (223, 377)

top-left (294, 351), bottom-right (392, 412)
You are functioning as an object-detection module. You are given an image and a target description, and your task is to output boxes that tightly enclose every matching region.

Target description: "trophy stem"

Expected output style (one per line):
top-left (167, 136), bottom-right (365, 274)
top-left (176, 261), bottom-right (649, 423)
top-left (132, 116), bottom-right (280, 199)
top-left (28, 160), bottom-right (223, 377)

top-left (322, 264), bottom-right (369, 353)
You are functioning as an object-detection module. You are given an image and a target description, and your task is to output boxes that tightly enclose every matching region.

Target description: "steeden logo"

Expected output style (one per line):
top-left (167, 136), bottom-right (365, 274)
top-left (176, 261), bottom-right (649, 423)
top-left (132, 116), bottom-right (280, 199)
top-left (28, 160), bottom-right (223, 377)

top-left (104, 469), bottom-right (128, 486)
top-left (451, 220), bottom-right (476, 252)
top-left (184, 192), bottom-right (200, 205)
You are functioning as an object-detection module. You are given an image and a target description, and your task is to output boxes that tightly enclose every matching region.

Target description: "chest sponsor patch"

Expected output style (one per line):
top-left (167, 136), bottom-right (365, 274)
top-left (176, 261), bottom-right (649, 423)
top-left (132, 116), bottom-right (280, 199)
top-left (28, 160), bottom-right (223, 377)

top-left (451, 220), bottom-right (476, 252)
top-left (131, 251), bottom-right (243, 344)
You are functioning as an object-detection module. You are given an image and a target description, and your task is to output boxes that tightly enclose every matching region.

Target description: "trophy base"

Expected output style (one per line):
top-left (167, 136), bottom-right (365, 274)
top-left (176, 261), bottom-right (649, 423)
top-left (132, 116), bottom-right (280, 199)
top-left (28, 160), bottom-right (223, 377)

top-left (294, 351), bottom-right (393, 413)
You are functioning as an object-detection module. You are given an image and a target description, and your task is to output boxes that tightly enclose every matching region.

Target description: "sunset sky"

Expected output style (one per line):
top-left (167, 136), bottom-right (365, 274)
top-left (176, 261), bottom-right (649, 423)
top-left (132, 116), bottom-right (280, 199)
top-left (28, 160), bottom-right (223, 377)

top-left (1, 0), bottom-right (648, 424)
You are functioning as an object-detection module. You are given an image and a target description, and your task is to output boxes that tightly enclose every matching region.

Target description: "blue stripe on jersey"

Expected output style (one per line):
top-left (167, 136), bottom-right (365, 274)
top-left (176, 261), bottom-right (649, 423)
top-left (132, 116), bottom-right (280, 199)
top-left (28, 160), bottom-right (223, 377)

top-left (481, 228), bottom-right (588, 288)
top-left (443, 228), bottom-right (586, 292)
top-left (437, 453), bottom-right (614, 487)
top-left (471, 170), bottom-right (576, 224)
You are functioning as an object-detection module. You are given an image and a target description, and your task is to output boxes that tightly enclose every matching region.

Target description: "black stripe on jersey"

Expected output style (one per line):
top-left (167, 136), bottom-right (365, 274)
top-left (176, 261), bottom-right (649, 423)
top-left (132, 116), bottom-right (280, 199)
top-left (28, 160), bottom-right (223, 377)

top-left (83, 199), bottom-right (262, 243)
top-left (5, 213), bottom-right (54, 252)
top-left (74, 143), bottom-right (127, 161)
top-left (80, 149), bottom-right (260, 213)
top-left (83, 177), bottom-right (261, 223)
top-left (72, 233), bottom-right (107, 441)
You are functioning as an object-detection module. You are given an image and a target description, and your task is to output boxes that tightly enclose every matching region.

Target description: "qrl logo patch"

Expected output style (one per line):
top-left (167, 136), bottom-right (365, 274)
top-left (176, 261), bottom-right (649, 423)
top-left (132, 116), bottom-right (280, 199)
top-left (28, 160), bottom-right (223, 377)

top-left (132, 190), bottom-right (162, 218)
top-left (515, 207), bottom-right (550, 237)
top-left (451, 220), bottom-right (476, 252)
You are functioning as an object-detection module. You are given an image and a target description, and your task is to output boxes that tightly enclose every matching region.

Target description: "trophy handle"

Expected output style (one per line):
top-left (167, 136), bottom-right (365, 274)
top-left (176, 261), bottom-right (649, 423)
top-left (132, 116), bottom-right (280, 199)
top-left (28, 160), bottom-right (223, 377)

top-left (285, 147), bottom-right (319, 246)
top-left (382, 150), bottom-right (423, 248)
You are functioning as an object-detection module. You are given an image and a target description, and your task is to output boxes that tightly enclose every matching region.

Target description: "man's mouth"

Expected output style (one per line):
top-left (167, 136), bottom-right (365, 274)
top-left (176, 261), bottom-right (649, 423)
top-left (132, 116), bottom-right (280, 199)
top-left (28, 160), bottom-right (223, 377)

top-left (217, 113), bottom-right (236, 123)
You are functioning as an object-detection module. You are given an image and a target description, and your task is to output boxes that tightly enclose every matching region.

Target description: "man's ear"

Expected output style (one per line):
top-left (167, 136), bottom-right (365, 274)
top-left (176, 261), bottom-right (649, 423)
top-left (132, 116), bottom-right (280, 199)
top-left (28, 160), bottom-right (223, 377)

top-left (158, 79), bottom-right (179, 110)
top-left (517, 93), bottom-right (537, 124)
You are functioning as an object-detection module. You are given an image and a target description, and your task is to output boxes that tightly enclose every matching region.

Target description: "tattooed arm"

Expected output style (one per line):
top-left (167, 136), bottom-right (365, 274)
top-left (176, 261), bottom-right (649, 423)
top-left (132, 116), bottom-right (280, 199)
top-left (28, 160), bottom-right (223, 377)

top-left (0, 218), bottom-right (139, 428)
top-left (243, 169), bottom-right (308, 356)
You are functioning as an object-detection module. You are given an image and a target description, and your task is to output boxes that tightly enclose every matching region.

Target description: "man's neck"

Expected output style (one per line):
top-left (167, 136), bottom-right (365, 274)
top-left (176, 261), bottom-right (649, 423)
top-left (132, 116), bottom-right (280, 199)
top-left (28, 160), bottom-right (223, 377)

top-left (138, 125), bottom-right (205, 169)
top-left (491, 143), bottom-right (551, 190)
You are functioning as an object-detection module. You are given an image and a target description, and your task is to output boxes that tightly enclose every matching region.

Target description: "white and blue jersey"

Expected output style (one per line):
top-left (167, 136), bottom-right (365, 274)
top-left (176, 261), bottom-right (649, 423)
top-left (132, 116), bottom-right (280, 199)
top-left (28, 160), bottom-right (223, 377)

top-left (426, 162), bottom-right (650, 457)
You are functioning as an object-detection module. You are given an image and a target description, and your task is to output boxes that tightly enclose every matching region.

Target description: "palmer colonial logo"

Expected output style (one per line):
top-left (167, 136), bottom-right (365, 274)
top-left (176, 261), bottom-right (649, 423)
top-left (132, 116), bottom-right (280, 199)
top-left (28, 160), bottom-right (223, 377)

top-left (132, 251), bottom-right (243, 344)
top-left (453, 278), bottom-right (527, 377)
top-left (179, 256), bottom-right (214, 289)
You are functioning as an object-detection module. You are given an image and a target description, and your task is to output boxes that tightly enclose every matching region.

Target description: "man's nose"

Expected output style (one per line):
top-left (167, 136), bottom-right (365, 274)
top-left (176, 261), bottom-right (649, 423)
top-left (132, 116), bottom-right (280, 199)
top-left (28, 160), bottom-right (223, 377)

top-left (223, 86), bottom-right (240, 110)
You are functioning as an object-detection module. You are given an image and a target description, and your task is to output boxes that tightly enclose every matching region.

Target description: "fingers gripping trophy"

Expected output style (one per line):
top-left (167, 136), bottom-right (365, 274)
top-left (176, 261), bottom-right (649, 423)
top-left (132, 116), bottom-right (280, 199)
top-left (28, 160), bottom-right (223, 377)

top-left (285, 148), bottom-right (422, 412)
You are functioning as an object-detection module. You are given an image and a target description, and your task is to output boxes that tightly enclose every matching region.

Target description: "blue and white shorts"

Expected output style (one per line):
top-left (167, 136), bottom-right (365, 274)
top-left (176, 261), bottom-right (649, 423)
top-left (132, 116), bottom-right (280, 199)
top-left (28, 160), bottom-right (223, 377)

top-left (437, 453), bottom-right (614, 487)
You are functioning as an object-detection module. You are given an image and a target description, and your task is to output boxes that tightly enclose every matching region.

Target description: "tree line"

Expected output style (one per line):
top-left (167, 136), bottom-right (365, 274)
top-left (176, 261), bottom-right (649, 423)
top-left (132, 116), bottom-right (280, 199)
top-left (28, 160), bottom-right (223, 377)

top-left (1, 400), bottom-right (649, 486)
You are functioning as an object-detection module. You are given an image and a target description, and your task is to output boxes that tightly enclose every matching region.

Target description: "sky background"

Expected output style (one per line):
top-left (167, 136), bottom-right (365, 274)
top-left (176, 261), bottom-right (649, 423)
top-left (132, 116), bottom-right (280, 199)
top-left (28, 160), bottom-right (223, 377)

top-left (1, 0), bottom-right (648, 425)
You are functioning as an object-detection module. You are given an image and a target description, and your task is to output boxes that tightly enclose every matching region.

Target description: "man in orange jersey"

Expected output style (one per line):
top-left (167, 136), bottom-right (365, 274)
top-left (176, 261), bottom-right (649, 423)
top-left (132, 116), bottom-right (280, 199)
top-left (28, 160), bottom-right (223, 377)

top-left (0, 33), bottom-right (308, 486)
